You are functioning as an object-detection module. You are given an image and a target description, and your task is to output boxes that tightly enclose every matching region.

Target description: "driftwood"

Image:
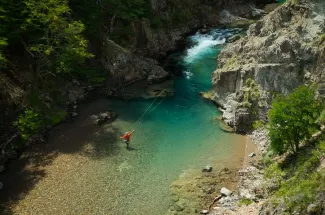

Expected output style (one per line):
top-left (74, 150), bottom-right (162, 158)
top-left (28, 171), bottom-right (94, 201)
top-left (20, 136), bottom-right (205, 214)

top-left (208, 195), bottom-right (223, 211)
top-left (1, 133), bottom-right (18, 154)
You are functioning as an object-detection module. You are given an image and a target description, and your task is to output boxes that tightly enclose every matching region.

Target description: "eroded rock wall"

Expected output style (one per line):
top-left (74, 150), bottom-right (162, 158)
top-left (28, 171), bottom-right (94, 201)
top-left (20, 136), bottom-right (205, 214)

top-left (212, 0), bottom-right (325, 132)
top-left (100, 37), bottom-right (168, 96)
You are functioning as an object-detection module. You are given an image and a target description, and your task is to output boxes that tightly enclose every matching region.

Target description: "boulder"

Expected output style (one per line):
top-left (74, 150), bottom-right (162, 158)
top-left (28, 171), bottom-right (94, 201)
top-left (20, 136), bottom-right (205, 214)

top-left (201, 209), bottom-right (209, 214)
top-left (71, 112), bottom-right (78, 117)
top-left (221, 187), bottom-right (232, 196)
top-left (200, 28), bottom-right (208, 34)
top-left (248, 152), bottom-right (256, 157)
top-left (92, 111), bottom-right (118, 126)
top-left (99, 112), bottom-right (109, 120)
top-left (202, 166), bottom-right (213, 172)
top-left (90, 115), bottom-right (99, 120)
top-left (0, 182), bottom-right (3, 190)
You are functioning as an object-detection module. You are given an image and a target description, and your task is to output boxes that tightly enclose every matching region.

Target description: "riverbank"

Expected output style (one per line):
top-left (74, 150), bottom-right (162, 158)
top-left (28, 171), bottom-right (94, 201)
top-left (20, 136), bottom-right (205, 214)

top-left (0, 99), bottom-right (257, 215)
top-left (0, 27), bottom-right (256, 214)
top-left (165, 134), bottom-right (259, 214)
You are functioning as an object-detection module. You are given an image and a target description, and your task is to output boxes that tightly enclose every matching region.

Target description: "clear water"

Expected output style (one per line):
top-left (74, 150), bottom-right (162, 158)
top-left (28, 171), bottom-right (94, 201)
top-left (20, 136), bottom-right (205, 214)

top-left (92, 28), bottom-right (244, 214)
top-left (7, 28), bottom-right (245, 214)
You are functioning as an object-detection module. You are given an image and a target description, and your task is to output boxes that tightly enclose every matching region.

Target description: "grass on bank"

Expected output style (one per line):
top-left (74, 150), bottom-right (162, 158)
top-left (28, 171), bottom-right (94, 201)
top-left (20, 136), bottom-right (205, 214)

top-left (264, 137), bottom-right (325, 213)
top-left (260, 85), bottom-right (325, 213)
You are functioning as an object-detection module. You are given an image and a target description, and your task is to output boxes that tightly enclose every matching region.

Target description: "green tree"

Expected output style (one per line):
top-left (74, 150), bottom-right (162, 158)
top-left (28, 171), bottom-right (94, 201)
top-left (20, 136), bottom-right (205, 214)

top-left (21, 0), bottom-right (93, 76)
top-left (268, 85), bottom-right (322, 154)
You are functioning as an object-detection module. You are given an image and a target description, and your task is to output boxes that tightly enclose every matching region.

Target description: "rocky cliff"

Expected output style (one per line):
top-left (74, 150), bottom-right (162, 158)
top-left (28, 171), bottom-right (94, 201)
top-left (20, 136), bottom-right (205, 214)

top-left (212, 0), bottom-right (325, 132)
top-left (98, 0), bottom-right (268, 97)
top-left (99, 0), bottom-right (279, 99)
top-left (100, 36), bottom-right (168, 96)
top-left (134, 0), bottom-right (267, 58)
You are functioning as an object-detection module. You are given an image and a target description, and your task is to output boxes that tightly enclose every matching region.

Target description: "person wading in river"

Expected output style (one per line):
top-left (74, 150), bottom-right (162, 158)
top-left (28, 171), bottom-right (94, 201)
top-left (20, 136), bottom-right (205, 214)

top-left (120, 130), bottom-right (135, 149)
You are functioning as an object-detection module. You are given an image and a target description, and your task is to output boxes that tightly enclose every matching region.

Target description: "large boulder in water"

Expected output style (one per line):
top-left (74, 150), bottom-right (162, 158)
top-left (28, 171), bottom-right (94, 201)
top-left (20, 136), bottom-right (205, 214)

top-left (202, 166), bottom-right (213, 172)
top-left (90, 111), bottom-right (117, 126)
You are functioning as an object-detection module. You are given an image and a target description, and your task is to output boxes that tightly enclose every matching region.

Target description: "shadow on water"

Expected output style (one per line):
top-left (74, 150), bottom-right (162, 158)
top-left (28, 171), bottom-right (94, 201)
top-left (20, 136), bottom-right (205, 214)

top-left (0, 28), bottom-right (244, 214)
top-left (0, 146), bottom-right (59, 214)
top-left (0, 99), bottom-right (130, 212)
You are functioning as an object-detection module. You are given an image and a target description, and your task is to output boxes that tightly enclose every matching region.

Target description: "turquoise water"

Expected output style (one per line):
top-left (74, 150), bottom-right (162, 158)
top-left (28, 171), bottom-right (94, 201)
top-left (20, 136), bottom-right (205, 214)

top-left (92, 28), bottom-right (244, 214)
top-left (11, 28), bottom-right (245, 214)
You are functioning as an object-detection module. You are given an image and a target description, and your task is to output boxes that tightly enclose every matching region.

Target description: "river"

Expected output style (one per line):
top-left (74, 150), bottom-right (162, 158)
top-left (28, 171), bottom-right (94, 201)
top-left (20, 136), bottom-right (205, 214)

top-left (1, 28), bottom-right (247, 215)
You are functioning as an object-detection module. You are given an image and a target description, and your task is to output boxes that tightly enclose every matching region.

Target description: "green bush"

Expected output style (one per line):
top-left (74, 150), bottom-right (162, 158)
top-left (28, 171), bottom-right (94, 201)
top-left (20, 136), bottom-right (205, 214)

top-left (14, 109), bottom-right (42, 140)
top-left (268, 85), bottom-right (323, 154)
top-left (239, 197), bottom-right (254, 206)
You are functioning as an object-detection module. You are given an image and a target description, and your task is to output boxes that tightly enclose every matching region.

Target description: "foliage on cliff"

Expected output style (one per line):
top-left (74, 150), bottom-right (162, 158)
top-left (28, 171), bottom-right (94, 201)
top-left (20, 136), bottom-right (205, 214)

top-left (263, 85), bottom-right (325, 214)
top-left (0, 0), bottom-right (154, 140)
top-left (268, 86), bottom-right (323, 154)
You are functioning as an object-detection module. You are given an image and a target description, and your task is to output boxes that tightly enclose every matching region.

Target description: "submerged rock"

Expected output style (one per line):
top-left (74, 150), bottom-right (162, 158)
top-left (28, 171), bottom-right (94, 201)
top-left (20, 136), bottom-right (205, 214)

top-left (248, 152), bottom-right (256, 157)
top-left (0, 182), bottom-right (3, 190)
top-left (202, 166), bottom-right (213, 172)
top-left (91, 111), bottom-right (118, 126)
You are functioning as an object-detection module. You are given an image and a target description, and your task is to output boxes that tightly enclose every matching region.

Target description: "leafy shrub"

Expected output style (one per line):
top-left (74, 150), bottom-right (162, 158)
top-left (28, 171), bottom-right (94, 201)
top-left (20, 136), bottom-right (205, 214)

top-left (268, 85), bottom-right (322, 154)
top-left (14, 109), bottom-right (42, 140)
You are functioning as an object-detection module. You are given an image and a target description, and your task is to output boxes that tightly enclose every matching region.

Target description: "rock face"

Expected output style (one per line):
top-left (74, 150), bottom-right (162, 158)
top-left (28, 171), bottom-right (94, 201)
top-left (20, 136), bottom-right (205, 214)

top-left (249, 128), bottom-right (269, 154)
top-left (100, 37), bottom-right (168, 96)
top-left (135, 0), bottom-right (266, 58)
top-left (212, 0), bottom-right (325, 133)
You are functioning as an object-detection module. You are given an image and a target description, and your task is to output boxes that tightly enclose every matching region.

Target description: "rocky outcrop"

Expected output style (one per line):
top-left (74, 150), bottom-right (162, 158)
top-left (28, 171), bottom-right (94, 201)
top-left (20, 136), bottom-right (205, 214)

top-left (100, 36), bottom-right (168, 96)
top-left (135, 0), bottom-right (267, 58)
top-left (90, 111), bottom-right (118, 126)
top-left (249, 128), bottom-right (269, 154)
top-left (212, 0), bottom-right (325, 132)
top-left (99, 0), bottom-right (272, 97)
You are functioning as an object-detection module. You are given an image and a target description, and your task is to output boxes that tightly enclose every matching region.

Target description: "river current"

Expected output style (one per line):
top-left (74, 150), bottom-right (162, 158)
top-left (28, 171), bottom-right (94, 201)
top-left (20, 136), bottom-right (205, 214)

top-left (2, 28), bottom-right (245, 214)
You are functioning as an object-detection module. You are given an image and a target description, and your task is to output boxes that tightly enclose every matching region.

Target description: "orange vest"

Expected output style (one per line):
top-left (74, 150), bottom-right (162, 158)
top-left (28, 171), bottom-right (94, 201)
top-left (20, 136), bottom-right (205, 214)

top-left (120, 131), bottom-right (134, 141)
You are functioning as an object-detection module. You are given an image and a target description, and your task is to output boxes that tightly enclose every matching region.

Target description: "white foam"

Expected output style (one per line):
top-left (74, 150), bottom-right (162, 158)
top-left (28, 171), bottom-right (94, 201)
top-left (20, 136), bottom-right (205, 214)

top-left (184, 32), bottom-right (226, 64)
top-left (184, 71), bottom-right (193, 79)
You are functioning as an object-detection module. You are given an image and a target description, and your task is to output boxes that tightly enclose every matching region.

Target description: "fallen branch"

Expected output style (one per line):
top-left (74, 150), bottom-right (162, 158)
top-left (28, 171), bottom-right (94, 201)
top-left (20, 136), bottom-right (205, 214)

top-left (208, 195), bottom-right (223, 210)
